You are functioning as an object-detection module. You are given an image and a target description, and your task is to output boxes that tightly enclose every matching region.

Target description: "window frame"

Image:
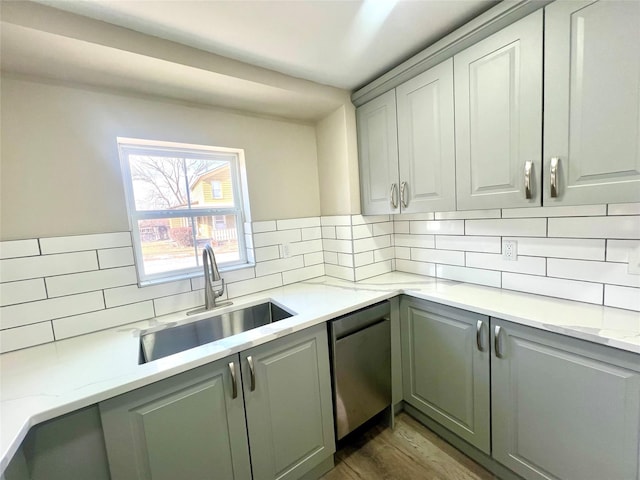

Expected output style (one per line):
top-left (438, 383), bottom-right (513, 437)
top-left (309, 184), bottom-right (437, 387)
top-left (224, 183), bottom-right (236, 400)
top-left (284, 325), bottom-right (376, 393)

top-left (118, 138), bottom-right (250, 286)
top-left (210, 180), bottom-right (223, 199)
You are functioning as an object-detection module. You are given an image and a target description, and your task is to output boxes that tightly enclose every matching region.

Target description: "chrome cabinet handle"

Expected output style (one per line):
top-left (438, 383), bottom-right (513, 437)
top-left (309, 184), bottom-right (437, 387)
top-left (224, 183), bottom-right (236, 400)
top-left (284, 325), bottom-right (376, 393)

top-left (476, 320), bottom-right (486, 352)
top-left (550, 157), bottom-right (560, 198)
top-left (390, 184), bottom-right (399, 209)
top-left (524, 161), bottom-right (532, 199)
top-left (228, 361), bottom-right (238, 399)
top-left (247, 355), bottom-right (256, 391)
top-left (494, 325), bottom-right (505, 359)
top-left (400, 181), bottom-right (408, 208)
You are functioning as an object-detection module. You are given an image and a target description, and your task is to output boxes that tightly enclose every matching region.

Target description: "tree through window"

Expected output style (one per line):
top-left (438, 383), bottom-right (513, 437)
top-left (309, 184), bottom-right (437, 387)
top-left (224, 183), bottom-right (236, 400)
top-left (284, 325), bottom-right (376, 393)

top-left (118, 138), bottom-right (249, 284)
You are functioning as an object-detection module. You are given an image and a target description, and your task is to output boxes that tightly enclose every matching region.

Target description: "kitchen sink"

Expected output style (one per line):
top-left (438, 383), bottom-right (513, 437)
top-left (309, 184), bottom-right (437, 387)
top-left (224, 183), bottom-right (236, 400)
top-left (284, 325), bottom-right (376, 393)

top-left (139, 301), bottom-right (294, 363)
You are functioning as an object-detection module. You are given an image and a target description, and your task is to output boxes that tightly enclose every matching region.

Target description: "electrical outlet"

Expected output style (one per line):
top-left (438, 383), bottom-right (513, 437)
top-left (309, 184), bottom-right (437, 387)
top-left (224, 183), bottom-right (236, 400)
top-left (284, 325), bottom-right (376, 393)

top-left (503, 240), bottom-right (517, 261)
top-left (628, 246), bottom-right (640, 275)
top-left (280, 243), bottom-right (291, 258)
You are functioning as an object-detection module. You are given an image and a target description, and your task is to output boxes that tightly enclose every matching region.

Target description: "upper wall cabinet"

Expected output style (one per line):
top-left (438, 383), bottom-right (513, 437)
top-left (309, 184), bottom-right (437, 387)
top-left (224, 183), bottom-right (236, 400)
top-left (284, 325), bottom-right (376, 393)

top-left (357, 60), bottom-right (456, 215)
top-left (357, 90), bottom-right (400, 215)
top-left (454, 10), bottom-right (543, 211)
top-left (396, 59), bottom-right (456, 213)
top-left (543, 0), bottom-right (640, 206)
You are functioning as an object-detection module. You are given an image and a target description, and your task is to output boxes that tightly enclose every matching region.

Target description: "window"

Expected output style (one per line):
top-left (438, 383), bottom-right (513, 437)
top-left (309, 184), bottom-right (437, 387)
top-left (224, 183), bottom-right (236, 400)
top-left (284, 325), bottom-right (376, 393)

top-left (211, 180), bottom-right (223, 199)
top-left (118, 138), bottom-right (250, 285)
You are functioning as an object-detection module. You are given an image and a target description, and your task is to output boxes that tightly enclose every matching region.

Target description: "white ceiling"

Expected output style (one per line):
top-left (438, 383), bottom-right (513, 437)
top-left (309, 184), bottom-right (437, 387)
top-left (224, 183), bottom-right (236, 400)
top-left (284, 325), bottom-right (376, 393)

top-left (33, 0), bottom-right (498, 90)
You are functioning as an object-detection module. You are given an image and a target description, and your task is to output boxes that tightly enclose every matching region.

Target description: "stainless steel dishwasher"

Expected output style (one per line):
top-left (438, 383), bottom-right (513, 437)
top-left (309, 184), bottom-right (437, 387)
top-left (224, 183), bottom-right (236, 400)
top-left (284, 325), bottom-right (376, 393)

top-left (329, 300), bottom-right (391, 440)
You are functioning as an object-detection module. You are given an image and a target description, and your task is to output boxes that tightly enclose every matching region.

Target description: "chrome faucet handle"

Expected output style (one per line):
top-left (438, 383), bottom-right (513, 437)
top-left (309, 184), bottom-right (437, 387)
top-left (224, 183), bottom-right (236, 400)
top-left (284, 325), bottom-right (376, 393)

top-left (213, 278), bottom-right (225, 299)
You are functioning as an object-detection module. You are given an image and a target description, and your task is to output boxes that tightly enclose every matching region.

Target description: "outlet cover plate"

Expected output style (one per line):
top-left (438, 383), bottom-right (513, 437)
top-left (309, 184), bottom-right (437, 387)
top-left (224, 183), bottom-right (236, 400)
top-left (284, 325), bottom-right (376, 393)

top-left (503, 240), bottom-right (517, 261)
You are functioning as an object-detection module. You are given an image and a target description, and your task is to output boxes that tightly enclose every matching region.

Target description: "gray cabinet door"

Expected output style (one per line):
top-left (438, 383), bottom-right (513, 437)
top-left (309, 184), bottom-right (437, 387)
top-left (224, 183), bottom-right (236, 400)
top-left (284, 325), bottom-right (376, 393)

top-left (491, 318), bottom-right (640, 480)
top-left (400, 297), bottom-right (490, 453)
top-left (357, 90), bottom-right (400, 215)
top-left (99, 355), bottom-right (251, 480)
top-left (396, 58), bottom-right (456, 213)
top-left (242, 324), bottom-right (335, 480)
top-left (454, 10), bottom-right (542, 210)
top-left (543, 0), bottom-right (640, 206)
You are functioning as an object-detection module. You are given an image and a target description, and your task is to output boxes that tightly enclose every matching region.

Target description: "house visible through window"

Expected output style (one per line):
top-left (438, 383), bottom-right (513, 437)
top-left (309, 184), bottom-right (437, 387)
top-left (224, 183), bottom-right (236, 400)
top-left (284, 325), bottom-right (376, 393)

top-left (118, 138), bottom-right (249, 284)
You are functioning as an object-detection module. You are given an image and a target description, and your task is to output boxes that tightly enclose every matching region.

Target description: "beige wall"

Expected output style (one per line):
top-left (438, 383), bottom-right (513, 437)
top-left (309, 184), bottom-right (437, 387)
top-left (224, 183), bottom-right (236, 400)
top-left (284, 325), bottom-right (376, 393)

top-left (0, 76), bottom-right (322, 240)
top-left (316, 103), bottom-right (361, 215)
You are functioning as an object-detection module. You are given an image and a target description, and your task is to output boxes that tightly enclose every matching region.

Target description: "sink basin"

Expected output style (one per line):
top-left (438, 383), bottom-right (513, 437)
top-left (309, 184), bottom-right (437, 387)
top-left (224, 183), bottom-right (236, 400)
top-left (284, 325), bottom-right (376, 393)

top-left (140, 302), bottom-right (294, 363)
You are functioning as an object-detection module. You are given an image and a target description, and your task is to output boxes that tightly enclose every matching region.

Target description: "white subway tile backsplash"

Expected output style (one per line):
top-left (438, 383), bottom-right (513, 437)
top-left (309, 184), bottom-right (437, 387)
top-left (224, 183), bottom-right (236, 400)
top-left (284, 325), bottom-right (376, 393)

top-left (395, 247), bottom-right (411, 260)
top-left (350, 225), bottom-right (373, 239)
top-left (252, 221), bottom-right (276, 233)
top-left (374, 247), bottom-right (395, 263)
top-left (39, 232), bottom-right (131, 255)
top-left (466, 218), bottom-right (546, 237)
top-left (98, 247), bottom-right (134, 269)
top-left (353, 235), bottom-right (392, 253)
top-left (282, 264), bottom-right (325, 285)
top-left (301, 227), bottom-right (322, 241)
top-left (355, 261), bottom-right (392, 281)
top-left (221, 267), bottom-right (257, 284)
top-left (303, 252), bottom-right (324, 266)
top-left (276, 217), bottom-right (320, 230)
top-left (394, 221), bottom-right (410, 234)
top-left (337, 253), bottom-right (354, 268)
top-left (0, 292), bottom-right (105, 329)
top-left (325, 264), bottom-right (355, 281)
top-left (395, 259), bottom-right (436, 277)
top-left (336, 226), bottom-right (354, 240)
top-left (436, 265), bottom-right (501, 288)
top-left (435, 235), bottom-right (501, 253)
top-left (604, 285), bottom-right (640, 311)
top-left (502, 205), bottom-right (606, 218)
top-left (547, 258), bottom-right (640, 288)
top-left (0, 251), bottom-right (98, 283)
top-left (323, 238), bottom-right (353, 254)
top-left (411, 248), bottom-right (465, 266)
top-left (104, 280), bottom-right (191, 308)
top-left (255, 256), bottom-right (304, 277)
top-left (373, 222), bottom-right (394, 236)
top-left (394, 213), bottom-right (435, 221)
top-left (0, 279), bottom-right (47, 307)
top-left (324, 251), bottom-right (338, 265)
top-left (434, 210), bottom-right (500, 220)
top-left (0, 322), bottom-right (54, 354)
top-left (321, 215), bottom-right (351, 226)
top-left (252, 229), bottom-right (302, 247)
top-left (466, 253), bottom-right (546, 275)
top-left (354, 251), bottom-right (375, 267)
top-left (394, 234), bottom-right (435, 249)
top-left (321, 226), bottom-right (337, 239)
top-left (505, 237), bottom-right (605, 261)
top-left (608, 203), bottom-right (640, 216)
top-left (53, 301), bottom-right (154, 340)
top-left (548, 216), bottom-right (640, 239)
top-left (410, 220), bottom-right (464, 235)
top-left (351, 214), bottom-right (390, 225)
top-left (45, 266), bottom-right (137, 297)
top-left (226, 273), bottom-right (282, 298)
top-left (254, 246), bottom-right (280, 262)
top-left (502, 273), bottom-right (603, 305)
top-left (153, 291), bottom-right (204, 316)
top-left (0, 239), bottom-right (40, 259)
top-left (289, 239), bottom-right (323, 256)
top-left (606, 240), bottom-right (640, 263)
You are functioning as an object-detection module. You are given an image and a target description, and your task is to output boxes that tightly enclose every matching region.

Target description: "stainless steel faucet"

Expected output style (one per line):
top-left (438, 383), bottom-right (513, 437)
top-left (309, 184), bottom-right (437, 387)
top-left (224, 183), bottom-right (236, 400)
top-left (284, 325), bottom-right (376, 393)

top-left (203, 243), bottom-right (224, 309)
top-left (188, 243), bottom-right (232, 315)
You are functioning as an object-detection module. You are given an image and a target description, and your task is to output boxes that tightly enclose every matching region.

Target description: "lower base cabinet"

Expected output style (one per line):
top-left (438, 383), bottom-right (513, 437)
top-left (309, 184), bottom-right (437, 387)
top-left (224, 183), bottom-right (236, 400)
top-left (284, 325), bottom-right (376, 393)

top-left (400, 297), bottom-right (640, 480)
top-left (491, 319), bottom-right (640, 480)
top-left (99, 324), bottom-right (335, 480)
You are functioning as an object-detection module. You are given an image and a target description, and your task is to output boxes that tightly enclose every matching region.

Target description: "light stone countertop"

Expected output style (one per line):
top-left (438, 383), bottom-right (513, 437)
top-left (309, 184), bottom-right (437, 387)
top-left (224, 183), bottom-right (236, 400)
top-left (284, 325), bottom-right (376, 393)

top-left (1, 271), bottom-right (639, 473)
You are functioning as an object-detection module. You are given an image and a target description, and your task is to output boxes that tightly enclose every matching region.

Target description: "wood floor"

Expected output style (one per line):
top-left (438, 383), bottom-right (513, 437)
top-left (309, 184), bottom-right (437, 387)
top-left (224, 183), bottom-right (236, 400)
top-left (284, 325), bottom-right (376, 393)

top-left (321, 413), bottom-right (497, 480)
